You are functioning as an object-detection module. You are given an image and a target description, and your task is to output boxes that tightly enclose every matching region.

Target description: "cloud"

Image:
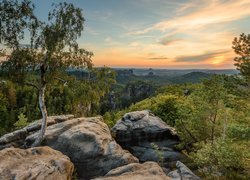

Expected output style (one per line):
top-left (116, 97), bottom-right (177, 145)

top-left (104, 37), bottom-right (112, 43)
top-left (104, 37), bottom-right (121, 46)
top-left (147, 56), bottom-right (168, 60)
top-left (85, 26), bottom-right (100, 35)
top-left (158, 38), bottom-right (182, 46)
top-left (131, 0), bottom-right (250, 35)
top-left (175, 0), bottom-right (199, 14)
top-left (175, 50), bottom-right (231, 62)
top-left (82, 0), bottom-right (244, 69)
top-left (129, 41), bottom-right (141, 47)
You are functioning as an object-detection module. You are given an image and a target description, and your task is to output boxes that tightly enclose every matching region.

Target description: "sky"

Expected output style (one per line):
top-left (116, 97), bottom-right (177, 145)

top-left (33, 0), bottom-right (250, 69)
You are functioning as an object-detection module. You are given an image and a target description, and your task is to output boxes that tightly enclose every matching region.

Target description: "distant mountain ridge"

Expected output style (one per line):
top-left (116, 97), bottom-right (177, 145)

top-left (114, 69), bottom-right (236, 85)
top-left (113, 68), bottom-right (238, 77)
top-left (170, 72), bottom-right (212, 83)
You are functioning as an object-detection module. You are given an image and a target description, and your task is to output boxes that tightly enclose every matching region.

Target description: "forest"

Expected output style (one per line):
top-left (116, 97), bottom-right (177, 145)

top-left (0, 0), bottom-right (249, 179)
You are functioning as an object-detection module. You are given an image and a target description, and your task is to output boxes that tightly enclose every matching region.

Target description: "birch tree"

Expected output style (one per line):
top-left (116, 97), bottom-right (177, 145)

top-left (0, 0), bottom-right (93, 146)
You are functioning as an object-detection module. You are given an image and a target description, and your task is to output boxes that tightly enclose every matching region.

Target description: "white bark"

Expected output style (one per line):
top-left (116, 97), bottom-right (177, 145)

top-left (31, 85), bottom-right (48, 147)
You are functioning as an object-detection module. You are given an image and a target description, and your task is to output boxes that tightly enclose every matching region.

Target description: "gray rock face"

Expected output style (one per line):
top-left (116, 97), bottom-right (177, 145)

top-left (0, 146), bottom-right (74, 180)
top-left (94, 161), bottom-right (171, 180)
top-left (112, 110), bottom-right (179, 146)
top-left (0, 115), bottom-right (138, 179)
top-left (24, 117), bottom-right (138, 179)
top-left (131, 144), bottom-right (183, 164)
top-left (0, 115), bottom-right (74, 150)
top-left (168, 161), bottom-right (201, 180)
top-left (111, 110), bottom-right (184, 166)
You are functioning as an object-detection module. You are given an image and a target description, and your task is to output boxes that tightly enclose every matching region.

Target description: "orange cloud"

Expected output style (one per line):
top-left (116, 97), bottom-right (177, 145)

top-left (132, 0), bottom-right (250, 35)
top-left (88, 0), bottom-right (247, 69)
top-left (92, 46), bottom-right (235, 69)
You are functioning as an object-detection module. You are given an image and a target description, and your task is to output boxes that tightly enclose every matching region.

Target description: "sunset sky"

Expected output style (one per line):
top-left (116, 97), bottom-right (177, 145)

top-left (34, 0), bottom-right (250, 69)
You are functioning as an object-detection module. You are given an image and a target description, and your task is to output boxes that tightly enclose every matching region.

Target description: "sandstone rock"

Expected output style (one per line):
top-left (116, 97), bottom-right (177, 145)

top-left (24, 117), bottom-right (138, 179)
top-left (94, 161), bottom-right (170, 180)
top-left (122, 110), bottom-right (149, 121)
top-left (111, 110), bottom-right (184, 167)
top-left (111, 110), bottom-right (179, 147)
top-left (0, 146), bottom-right (74, 180)
top-left (168, 161), bottom-right (200, 180)
top-left (131, 145), bottom-right (183, 163)
top-left (0, 115), bottom-right (74, 150)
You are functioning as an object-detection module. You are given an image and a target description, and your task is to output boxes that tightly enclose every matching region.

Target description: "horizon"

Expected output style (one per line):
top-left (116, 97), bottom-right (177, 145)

top-left (22, 0), bottom-right (250, 68)
top-left (98, 67), bottom-right (238, 70)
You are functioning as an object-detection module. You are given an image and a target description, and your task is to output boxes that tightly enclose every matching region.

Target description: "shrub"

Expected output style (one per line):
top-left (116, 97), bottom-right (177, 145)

top-left (14, 113), bottom-right (28, 129)
top-left (227, 124), bottom-right (250, 140)
top-left (191, 138), bottom-right (244, 178)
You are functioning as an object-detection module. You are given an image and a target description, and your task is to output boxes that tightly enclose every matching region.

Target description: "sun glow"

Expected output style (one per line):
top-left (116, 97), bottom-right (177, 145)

top-left (211, 56), bottom-right (225, 65)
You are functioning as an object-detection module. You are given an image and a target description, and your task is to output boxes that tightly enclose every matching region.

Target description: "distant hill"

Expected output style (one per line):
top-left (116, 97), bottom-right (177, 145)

top-left (68, 68), bottom-right (237, 85)
top-left (115, 69), bottom-right (217, 85)
top-left (170, 72), bottom-right (212, 83)
top-left (115, 68), bottom-right (239, 77)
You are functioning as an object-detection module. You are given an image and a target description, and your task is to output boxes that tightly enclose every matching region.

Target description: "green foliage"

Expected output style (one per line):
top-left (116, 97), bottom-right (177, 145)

top-left (104, 75), bottom-right (250, 178)
top-left (103, 111), bottom-right (120, 128)
top-left (174, 76), bottom-right (230, 146)
top-left (125, 94), bottom-right (182, 126)
top-left (232, 33), bottom-right (250, 84)
top-left (227, 124), bottom-right (250, 140)
top-left (0, 80), bottom-right (18, 135)
top-left (151, 143), bottom-right (164, 166)
top-left (0, 67), bottom-right (115, 135)
top-left (0, 91), bottom-right (8, 135)
top-left (152, 95), bottom-right (179, 126)
top-left (14, 113), bottom-right (28, 129)
top-left (0, 0), bottom-right (37, 48)
top-left (103, 83), bottom-right (199, 127)
top-left (191, 138), bottom-right (244, 178)
top-left (0, 0), bottom-right (96, 145)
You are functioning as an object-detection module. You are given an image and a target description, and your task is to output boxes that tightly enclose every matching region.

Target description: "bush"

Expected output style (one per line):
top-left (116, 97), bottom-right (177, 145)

top-left (228, 124), bottom-right (250, 140)
top-left (191, 138), bottom-right (244, 178)
top-left (14, 113), bottom-right (28, 129)
top-left (129, 94), bottom-right (181, 126)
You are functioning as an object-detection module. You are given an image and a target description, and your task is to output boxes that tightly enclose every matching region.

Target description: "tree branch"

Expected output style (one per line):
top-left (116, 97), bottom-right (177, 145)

top-left (26, 82), bottom-right (39, 90)
top-left (54, 77), bottom-right (67, 86)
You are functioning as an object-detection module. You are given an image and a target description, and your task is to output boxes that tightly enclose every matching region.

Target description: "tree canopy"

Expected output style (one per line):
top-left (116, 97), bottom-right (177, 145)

top-left (0, 0), bottom-right (93, 146)
top-left (232, 33), bottom-right (250, 84)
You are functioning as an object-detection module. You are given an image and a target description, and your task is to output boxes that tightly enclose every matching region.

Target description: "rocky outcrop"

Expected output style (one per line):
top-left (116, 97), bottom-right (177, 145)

top-left (94, 161), bottom-right (170, 180)
top-left (111, 110), bottom-right (179, 146)
top-left (111, 110), bottom-right (184, 167)
top-left (168, 161), bottom-right (201, 180)
top-left (0, 116), bottom-right (138, 179)
top-left (0, 146), bottom-right (74, 180)
top-left (0, 115), bottom-right (74, 150)
top-left (0, 112), bottom-right (200, 179)
top-left (23, 117), bottom-right (138, 179)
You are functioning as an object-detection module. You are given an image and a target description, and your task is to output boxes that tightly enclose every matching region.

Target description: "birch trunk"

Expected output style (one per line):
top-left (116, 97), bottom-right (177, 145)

top-left (31, 61), bottom-right (48, 147)
top-left (31, 85), bottom-right (48, 147)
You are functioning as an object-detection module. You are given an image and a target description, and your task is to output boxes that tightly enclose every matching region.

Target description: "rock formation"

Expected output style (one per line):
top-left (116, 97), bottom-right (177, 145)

top-left (0, 115), bottom-right (74, 150)
top-left (0, 116), bottom-right (138, 179)
top-left (111, 110), bottom-right (184, 167)
top-left (0, 146), bottom-right (74, 180)
top-left (0, 112), bottom-right (200, 180)
top-left (168, 161), bottom-right (201, 180)
top-left (94, 161), bottom-right (170, 180)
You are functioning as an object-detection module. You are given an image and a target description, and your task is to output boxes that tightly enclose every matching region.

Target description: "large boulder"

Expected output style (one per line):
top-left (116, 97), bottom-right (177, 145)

top-left (0, 146), bottom-right (74, 180)
top-left (24, 117), bottom-right (138, 179)
top-left (0, 115), bottom-right (74, 150)
top-left (111, 110), bottom-right (184, 167)
top-left (168, 161), bottom-right (201, 180)
top-left (94, 161), bottom-right (171, 180)
top-left (111, 110), bottom-right (179, 147)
